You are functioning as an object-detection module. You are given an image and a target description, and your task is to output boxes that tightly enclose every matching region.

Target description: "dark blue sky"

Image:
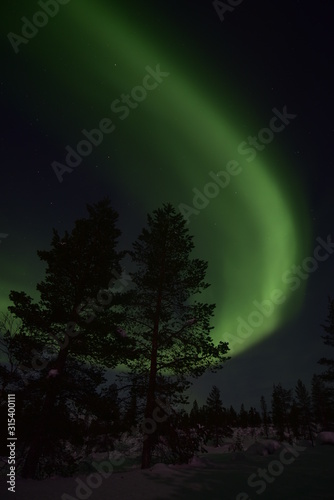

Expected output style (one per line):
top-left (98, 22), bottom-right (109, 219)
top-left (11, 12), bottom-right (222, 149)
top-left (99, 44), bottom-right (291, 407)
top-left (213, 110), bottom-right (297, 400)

top-left (1, 0), bottom-right (334, 411)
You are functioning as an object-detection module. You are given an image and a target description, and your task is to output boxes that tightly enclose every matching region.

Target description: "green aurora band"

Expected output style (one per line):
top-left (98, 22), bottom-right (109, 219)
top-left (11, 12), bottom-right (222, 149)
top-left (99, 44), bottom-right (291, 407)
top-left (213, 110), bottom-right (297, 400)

top-left (5, 1), bottom-right (311, 356)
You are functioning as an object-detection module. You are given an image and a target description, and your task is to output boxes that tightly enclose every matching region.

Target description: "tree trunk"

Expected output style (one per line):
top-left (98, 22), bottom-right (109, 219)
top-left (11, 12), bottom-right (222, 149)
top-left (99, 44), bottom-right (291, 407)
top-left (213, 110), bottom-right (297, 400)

top-left (141, 330), bottom-right (158, 469)
top-left (141, 249), bottom-right (166, 469)
top-left (21, 344), bottom-right (70, 478)
top-left (141, 405), bottom-right (155, 469)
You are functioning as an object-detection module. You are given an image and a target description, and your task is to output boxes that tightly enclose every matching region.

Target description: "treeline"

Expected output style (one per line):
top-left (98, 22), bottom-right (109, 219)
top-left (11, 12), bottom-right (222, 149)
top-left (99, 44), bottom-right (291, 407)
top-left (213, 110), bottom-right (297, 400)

top-left (183, 374), bottom-right (334, 448)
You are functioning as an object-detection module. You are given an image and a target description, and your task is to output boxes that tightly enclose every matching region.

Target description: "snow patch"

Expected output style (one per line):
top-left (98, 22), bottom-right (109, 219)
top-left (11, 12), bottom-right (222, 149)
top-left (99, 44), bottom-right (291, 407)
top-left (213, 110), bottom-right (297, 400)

top-left (245, 439), bottom-right (281, 456)
top-left (149, 463), bottom-right (171, 474)
top-left (316, 432), bottom-right (334, 446)
top-left (188, 456), bottom-right (207, 467)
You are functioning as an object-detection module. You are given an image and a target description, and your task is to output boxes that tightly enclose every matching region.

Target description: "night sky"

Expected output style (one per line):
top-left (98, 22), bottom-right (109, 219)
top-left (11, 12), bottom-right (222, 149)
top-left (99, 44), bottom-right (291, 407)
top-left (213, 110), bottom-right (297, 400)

top-left (1, 0), bottom-right (333, 409)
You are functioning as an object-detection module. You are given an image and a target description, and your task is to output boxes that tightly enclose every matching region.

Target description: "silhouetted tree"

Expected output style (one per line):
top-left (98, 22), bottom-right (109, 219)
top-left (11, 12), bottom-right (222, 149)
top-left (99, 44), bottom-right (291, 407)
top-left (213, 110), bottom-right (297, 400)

top-left (0, 312), bottom-right (23, 397)
top-left (318, 297), bottom-right (334, 391)
top-left (248, 407), bottom-right (261, 428)
top-left (8, 198), bottom-right (125, 478)
top-left (122, 204), bottom-right (230, 468)
top-left (86, 382), bottom-right (121, 452)
top-left (204, 385), bottom-right (232, 446)
top-left (228, 405), bottom-right (238, 427)
top-left (294, 379), bottom-right (313, 441)
top-left (289, 399), bottom-right (301, 440)
top-left (238, 403), bottom-right (248, 428)
top-left (155, 406), bottom-right (207, 464)
top-left (271, 383), bottom-right (292, 441)
top-left (311, 373), bottom-right (332, 429)
top-left (260, 395), bottom-right (269, 437)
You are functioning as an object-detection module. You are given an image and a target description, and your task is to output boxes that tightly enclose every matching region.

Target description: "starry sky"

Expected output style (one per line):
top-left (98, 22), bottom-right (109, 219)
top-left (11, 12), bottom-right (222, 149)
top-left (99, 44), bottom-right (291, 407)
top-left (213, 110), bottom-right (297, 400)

top-left (1, 0), bottom-right (333, 409)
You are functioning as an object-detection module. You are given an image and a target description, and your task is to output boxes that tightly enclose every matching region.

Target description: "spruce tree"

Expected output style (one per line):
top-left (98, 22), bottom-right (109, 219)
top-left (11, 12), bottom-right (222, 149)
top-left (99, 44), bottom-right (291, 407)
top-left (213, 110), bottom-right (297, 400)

top-left (205, 385), bottom-right (232, 446)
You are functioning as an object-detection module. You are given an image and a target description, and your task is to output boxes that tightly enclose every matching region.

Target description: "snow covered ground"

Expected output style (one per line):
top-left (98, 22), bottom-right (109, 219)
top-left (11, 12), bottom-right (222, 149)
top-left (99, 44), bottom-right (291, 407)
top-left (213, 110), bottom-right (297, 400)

top-left (1, 439), bottom-right (333, 500)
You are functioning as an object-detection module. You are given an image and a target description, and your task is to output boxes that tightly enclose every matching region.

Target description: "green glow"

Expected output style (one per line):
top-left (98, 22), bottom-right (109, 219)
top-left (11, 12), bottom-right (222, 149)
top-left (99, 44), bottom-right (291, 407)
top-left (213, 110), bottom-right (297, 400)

top-left (5, 1), bottom-right (311, 355)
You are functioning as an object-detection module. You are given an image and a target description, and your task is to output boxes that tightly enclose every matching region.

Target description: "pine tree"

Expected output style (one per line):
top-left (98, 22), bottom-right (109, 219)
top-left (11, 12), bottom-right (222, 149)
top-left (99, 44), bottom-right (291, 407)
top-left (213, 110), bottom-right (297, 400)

top-left (271, 383), bottom-right (292, 441)
top-left (204, 385), bottom-right (232, 446)
top-left (122, 204), bottom-right (230, 468)
top-left (238, 403), bottom-right (248, 428)
top-left (295, 379), bottom-right (313, 441)
top-left (248, 407), bottom-right (261, 428)
top-left (318, 297), bottom-right (334, 388)
top-left (228, 405), bottom-right (238, 427)
top-left (289, 400), bottom-right (301, 440)
top-left (8, 198), bottom-right (125, 478)
top-left (260, 395), bottom-right (269, 438)
top-left (311, 374), bottom-right (332, 429)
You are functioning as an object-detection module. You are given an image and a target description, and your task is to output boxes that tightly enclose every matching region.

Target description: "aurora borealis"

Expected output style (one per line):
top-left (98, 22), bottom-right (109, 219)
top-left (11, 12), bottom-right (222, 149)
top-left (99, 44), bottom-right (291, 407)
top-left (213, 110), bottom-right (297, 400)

top-left (1, 0), bottom-right (333, 406)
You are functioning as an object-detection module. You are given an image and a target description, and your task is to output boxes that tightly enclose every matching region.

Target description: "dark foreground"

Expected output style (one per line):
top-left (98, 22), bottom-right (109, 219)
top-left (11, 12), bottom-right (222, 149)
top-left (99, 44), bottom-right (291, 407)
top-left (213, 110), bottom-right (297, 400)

top-left (1, 445), bottom-right (333, 500)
